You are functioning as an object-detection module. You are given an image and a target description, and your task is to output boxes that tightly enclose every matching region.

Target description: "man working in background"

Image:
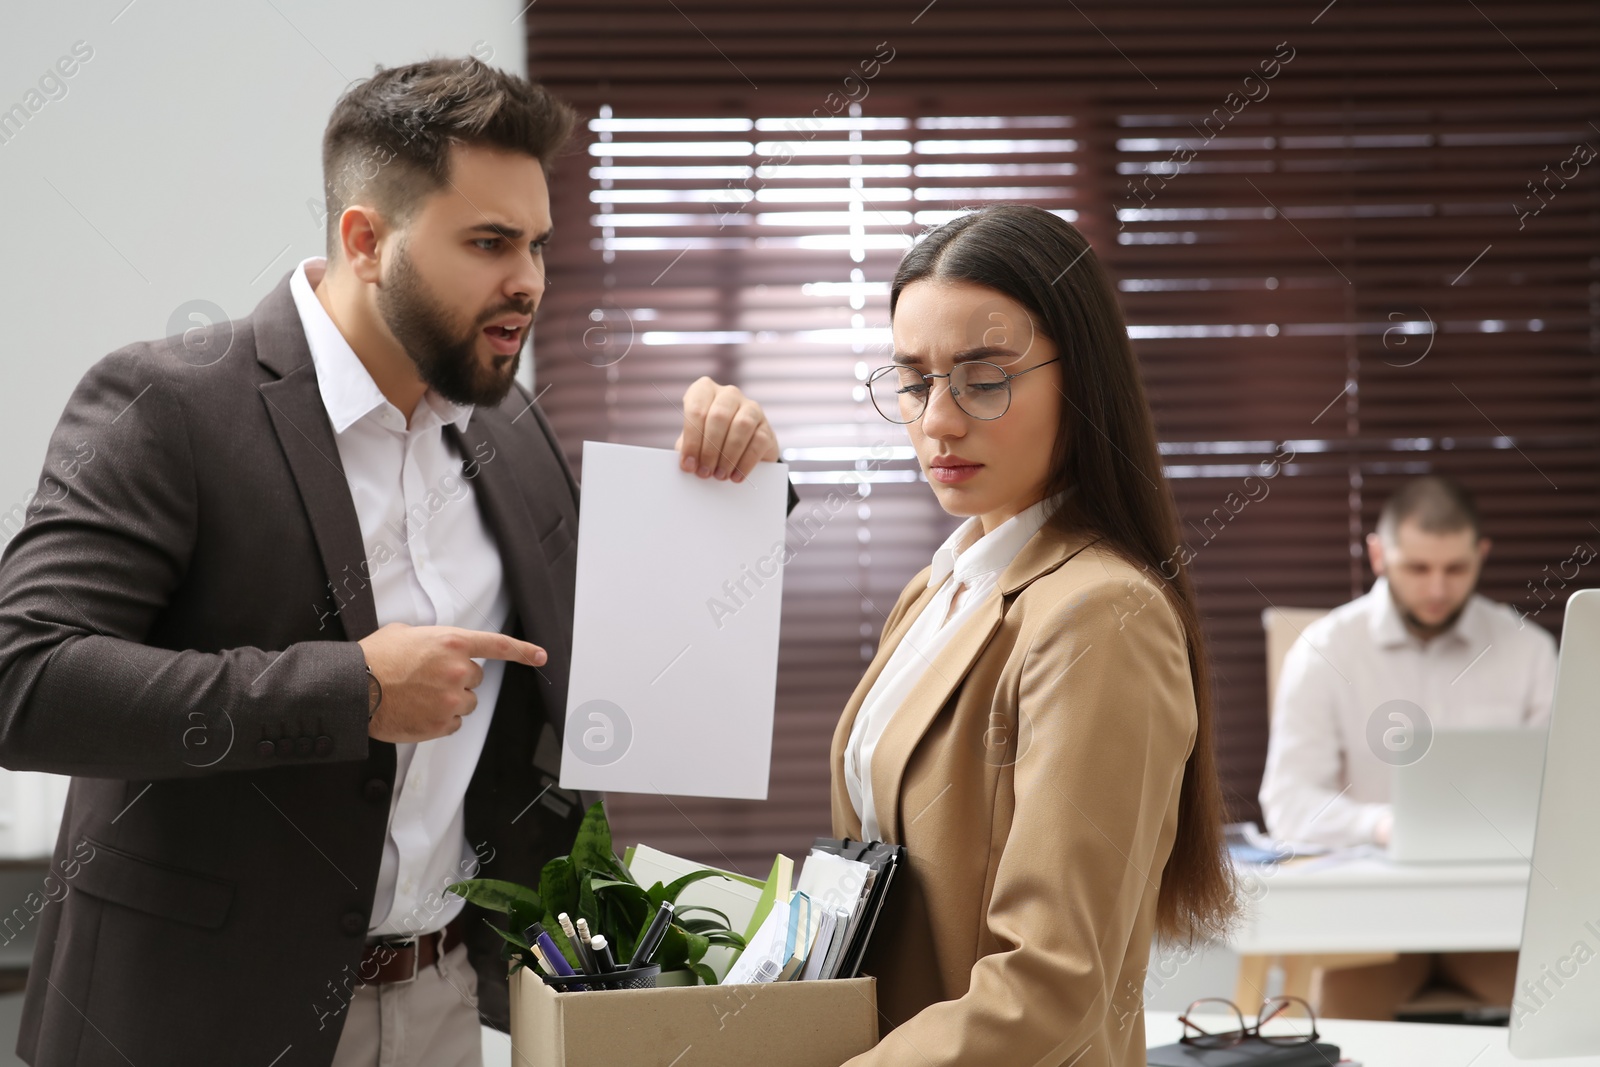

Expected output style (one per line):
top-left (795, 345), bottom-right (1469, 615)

top-left (1259, 474), bottom-right (1556, 1019)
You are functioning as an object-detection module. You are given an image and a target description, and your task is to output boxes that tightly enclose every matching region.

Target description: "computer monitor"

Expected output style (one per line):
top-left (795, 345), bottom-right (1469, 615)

top-left (1510, 588), bottom-right (1600, 1058)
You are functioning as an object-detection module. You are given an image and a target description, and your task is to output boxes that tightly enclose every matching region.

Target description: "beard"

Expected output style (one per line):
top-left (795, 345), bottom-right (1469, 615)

top-left (1390, 583), bottom-right (1471, 639)
top-left (375, 239), bottom-right (531, 408)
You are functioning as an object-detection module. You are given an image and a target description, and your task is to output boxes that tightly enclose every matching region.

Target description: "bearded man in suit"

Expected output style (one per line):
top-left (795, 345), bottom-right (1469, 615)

top-left (0, 56), bottom-right (796, 1067)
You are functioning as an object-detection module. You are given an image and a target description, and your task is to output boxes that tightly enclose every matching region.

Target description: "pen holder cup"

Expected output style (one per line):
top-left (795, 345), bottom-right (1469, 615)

top-left (538, 963), bottom-right (660, 991)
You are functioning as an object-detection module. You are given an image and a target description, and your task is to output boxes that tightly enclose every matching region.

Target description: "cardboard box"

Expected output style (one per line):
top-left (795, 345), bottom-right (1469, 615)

top-left (509, 967), bottom-right (880, 1066)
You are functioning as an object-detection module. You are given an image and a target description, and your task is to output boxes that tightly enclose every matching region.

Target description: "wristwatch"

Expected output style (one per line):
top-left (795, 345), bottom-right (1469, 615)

top-left (365, 663), bottom-right (383, 720)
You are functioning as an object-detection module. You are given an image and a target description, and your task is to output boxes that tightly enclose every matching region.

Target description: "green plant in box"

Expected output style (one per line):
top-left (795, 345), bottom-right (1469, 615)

top-left (447, 801), bottom-right (747, 986)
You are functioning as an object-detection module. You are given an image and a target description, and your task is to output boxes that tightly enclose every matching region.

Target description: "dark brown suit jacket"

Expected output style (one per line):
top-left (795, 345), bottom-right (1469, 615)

top-left (0, 270), bottom-right (798, 1065)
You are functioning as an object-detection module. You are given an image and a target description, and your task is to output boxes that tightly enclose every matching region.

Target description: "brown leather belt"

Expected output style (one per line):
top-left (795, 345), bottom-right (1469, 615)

top-left (358, 916), bottom-right (465, 985)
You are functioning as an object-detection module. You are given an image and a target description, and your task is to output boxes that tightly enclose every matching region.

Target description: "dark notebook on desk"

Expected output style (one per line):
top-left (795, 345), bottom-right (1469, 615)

top-left (1147, 1037), bottom-right (1341, 1066)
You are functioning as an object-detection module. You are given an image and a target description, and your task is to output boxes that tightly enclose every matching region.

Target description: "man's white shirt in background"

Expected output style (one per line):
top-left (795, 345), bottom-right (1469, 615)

top-left (1259, 576), bottom-right (1556, 849)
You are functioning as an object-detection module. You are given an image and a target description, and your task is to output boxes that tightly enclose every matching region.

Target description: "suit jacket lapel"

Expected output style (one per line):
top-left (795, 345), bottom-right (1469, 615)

top-left (442, 414), bottom-right (571, 708)
top-left (863, 528), bottom-right (1104, 842)
top-left (830, 576), bottom-right (941, 839)
top-left (254, 276), bottom-right (379, 642)
top-left (253, 268), bottom-right (575, 730)
top-left (870, 594), bottom-right (1005, 842)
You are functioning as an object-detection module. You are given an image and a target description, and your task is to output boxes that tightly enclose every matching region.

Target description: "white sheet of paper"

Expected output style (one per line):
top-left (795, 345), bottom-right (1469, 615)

top-left (559, 441), bottom-right (789, 799)
top-left (724, 899), bottom-right (790, 985)
top-left (795, 849), bottom-right (873, 923)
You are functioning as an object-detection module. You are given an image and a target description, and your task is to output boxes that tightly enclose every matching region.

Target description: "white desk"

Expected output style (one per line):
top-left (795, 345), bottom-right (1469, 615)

top-left (482, 1025), bottom-right (510, 1067)
top-left (485, 1013), bottom-right (1600, 1067)
top-left (1231, 855), bottom-right (1529, 955)
top-left (1145, 1010), bottom-right (1600, 1066)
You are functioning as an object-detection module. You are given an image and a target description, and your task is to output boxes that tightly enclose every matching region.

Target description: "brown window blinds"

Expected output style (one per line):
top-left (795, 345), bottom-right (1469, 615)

top-left (527, 1), bottom-right (1600, 866)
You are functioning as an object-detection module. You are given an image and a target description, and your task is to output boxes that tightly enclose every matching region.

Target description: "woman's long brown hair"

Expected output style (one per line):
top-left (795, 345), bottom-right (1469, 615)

top-left (890, 204), bottom-right (1237, 946)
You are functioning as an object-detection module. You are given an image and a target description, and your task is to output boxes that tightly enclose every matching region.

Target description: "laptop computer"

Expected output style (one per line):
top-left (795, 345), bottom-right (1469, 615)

top-left (1387, 727), bottom-right (1547, 864)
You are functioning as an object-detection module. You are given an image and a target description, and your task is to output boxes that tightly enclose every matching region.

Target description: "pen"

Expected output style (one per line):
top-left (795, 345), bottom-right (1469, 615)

top-left (525, 922), bottom-right (584, 987)
top-left (575, 917), bottom-right (600, 973)
top-left (559, 912), bottom-right (598, 975)
top-left (629, 900), bottom-right (676, 967)
top-left (590, 933), bottom-right (619, 973)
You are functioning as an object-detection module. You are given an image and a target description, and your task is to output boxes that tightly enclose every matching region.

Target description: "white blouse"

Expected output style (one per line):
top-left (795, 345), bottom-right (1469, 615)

top-left (844, 490), bottom-right (1068, 841)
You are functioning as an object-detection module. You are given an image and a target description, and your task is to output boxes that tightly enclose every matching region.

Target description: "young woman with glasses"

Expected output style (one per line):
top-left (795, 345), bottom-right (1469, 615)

top-left (830, 204), bottom-right (1236, 1067)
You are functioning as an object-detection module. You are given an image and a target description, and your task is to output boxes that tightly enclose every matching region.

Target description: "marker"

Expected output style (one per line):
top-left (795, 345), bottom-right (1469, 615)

top-left (525, 922), bottom-right (584, 989)
top-left (629, 900), bottom-right (676, 967)
top-left (591, 933), bottom-right (619, 973)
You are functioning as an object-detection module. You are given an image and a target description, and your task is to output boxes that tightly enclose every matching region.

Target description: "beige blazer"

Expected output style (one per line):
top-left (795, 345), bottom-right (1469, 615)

top-left (830, 528), bottom-right (1198, 1067)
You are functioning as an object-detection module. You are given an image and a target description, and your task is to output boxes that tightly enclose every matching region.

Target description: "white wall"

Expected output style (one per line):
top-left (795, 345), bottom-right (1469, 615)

top-left (0, 0), bottom-right (533, 857)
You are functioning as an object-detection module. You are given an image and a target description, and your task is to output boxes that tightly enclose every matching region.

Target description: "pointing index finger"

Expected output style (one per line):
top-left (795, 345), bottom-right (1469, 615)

top-left (457, 629), bottom-right (548, 666)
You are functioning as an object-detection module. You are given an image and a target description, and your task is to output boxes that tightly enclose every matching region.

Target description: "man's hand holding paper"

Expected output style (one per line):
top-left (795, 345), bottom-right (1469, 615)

top-left (560, 378), bottom-right (794, 800)
top-left (674, 375), bottom-right (782, 483)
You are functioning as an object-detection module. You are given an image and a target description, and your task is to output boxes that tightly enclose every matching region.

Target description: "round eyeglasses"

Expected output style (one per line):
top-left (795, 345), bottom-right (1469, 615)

top-left (866, 358), bottom-right (1061, 424)
top-left (1178, 995), bottom-right (1319, 1049)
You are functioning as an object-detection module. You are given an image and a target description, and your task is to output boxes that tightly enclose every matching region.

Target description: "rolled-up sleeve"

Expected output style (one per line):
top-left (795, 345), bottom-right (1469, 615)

top-left (1259, 635), bottom-right (1387, 847)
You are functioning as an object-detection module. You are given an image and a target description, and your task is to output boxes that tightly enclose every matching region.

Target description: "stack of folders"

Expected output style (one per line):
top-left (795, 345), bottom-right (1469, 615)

top-left (724, 838), bottom-right (904, 985)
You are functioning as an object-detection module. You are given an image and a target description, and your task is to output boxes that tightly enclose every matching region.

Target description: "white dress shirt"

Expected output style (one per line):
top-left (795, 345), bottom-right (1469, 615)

top-left (290, 257), bottom-right (512, 938)
top-left (1258, 575), bottom-right (1557, 849)
top-left (845, 490), bottom-right (1067, 842)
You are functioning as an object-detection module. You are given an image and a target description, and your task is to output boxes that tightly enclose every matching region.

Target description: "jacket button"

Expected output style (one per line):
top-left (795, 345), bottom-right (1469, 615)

top-left (364, 778), bottom-right (389, 803)
top-left (341, 911), bottom-right (366, 936)
top-left (314, 735), bottom-right (333, 756)
top-left (295, 736), bottom-right (313, 756)
top-left (256, 740), bottom-right (275, 758)
top-left (275, 738), bottom-right (294, 757)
